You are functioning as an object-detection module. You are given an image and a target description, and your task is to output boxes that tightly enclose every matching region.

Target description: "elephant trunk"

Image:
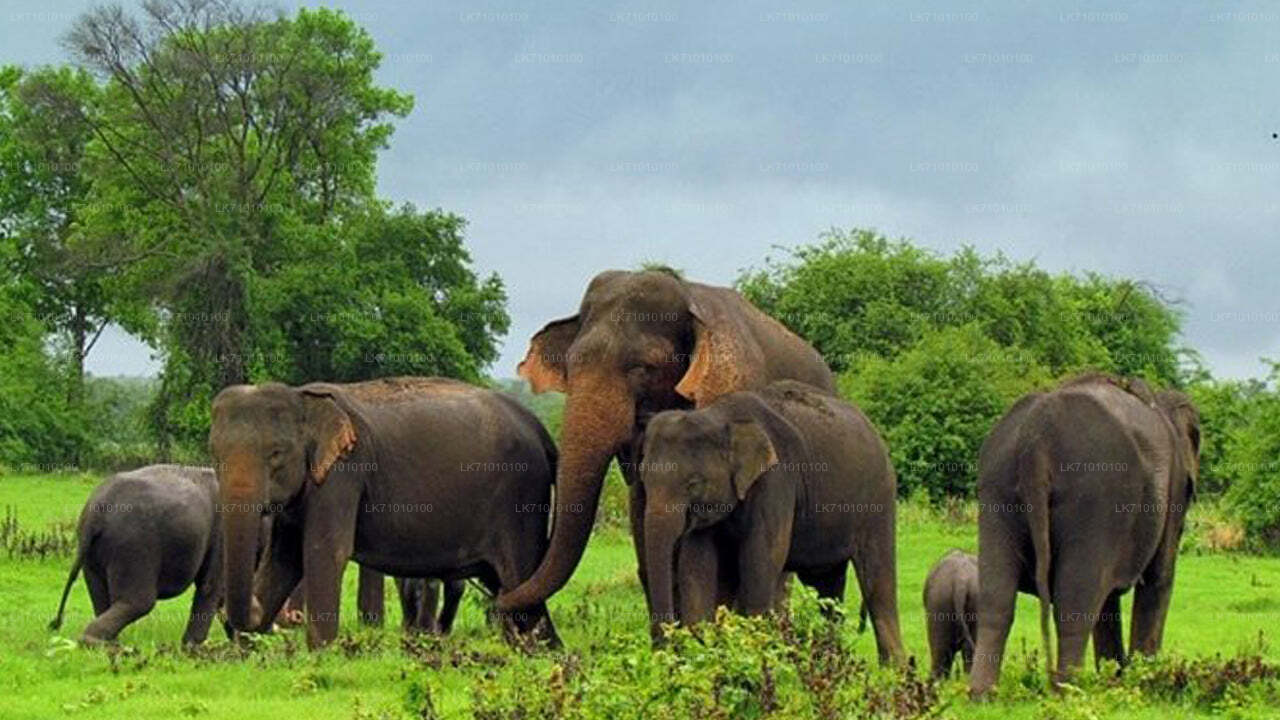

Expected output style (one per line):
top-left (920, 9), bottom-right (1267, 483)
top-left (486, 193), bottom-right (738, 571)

top-left (644, 505), bottom-right (684, 640)
top-left (219, 454), bottom-right (264, 631)
top-left (497, 375), bottom-right (633, 610)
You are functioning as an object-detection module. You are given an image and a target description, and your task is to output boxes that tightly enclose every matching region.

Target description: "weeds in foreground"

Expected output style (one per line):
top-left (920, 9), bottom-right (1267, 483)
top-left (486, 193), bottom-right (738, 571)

top-left (1, 505), bottom-right (76, 559)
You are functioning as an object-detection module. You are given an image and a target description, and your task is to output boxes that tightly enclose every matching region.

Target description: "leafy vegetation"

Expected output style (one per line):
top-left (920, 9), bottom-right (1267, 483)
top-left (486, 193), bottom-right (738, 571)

top-left (3, 472), bottom-right (1278, 719)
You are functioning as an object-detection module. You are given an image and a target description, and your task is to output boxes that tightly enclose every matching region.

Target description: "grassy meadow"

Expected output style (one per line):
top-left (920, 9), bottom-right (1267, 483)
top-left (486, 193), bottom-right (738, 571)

top-left (1, 472), bottom-right (1278, 719)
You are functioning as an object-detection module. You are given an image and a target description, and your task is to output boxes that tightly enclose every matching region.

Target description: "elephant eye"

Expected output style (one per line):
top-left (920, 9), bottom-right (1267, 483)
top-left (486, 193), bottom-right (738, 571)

top-left (686, 475), bottom-right (705, 492)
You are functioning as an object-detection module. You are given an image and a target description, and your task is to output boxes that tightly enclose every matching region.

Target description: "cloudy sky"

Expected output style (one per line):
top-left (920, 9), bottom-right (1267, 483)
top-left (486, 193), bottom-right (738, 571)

top-left (3, 1), bottom-right (1277, 379)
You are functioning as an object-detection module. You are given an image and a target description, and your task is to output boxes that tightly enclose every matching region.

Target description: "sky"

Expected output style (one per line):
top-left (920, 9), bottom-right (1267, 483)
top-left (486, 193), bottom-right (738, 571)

top-left (2, 1), bottom-right (1277, 380)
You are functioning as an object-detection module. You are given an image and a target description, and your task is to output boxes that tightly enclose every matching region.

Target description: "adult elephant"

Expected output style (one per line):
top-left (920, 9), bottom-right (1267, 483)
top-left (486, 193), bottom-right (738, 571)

top-left (496, 269), bottom-right (835, 616)
top-left (211, 377), bottom-right (559, 649)
top-left (969, 375), bottom-right (1200, 697)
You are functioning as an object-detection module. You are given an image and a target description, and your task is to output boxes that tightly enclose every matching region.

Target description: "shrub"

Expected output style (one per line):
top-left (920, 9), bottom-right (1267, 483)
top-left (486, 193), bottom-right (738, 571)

top-left (469, 588), bottom-right (941, 720)
top-left (840, 325), bottom-right (1052, 499)
top-left (1224, 368), bottom-right (1280, 549)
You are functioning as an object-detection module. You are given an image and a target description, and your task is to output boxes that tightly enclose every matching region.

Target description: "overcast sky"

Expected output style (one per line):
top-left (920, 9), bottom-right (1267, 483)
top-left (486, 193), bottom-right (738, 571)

top-left (3, 1), bottom-right (1277, 380)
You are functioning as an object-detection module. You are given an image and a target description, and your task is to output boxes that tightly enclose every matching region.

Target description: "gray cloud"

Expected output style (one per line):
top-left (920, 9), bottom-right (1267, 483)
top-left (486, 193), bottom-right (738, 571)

top-left (3, 0), bottom-right (1276, 379)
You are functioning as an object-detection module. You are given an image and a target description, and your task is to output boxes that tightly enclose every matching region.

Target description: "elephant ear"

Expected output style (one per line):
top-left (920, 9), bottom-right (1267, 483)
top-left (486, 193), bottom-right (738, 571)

top-left (517, 315), bottom-right (581, 394)
top-left (676, 296), bottom-right (766, 408)
top-left (300, 389), bottom-right (357, 484)
top-left (729, 419), bottom-right (778, 501)
top-left (1171, 404), bottom-right (1201, 501)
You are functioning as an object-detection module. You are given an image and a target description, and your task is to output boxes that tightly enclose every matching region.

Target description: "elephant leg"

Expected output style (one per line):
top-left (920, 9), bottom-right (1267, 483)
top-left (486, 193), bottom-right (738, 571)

top-left (253, 524), bottom-right (304, 632)
top-left (491, 523), bottom-right (560, 648)
top-left (969, 527), bottom-right (1022, 698)
top-left (396, 578), bottom-right (429, 633)
top-left (277, 582), bottom-right (305, 627)
top-left (83, 564), bottom-right (111, 617)
top-left (438, 580), bottom-right (464, 634)
top-left (928, 629), bottom-right (957, 680)
top-left (82, 560), bottom-right (158, 644)
top-left (1052, 564), bottom-right (1109, 685)
top-left (182, 544), bottom-right (223, 646)
top-left (1130, 575), bottom-right (1174, 656)
top-left (850, 535), bottom-right (906, 666)
top-left (301, 504), bottom-right (358, 648)
top-left (960, 633), bottom-right (976, 676)
top-left (356, 567), bottom-right (385, 626)
top-left (795, 564), bottom-right (847, 620)
top-left (628, 480), bottom-right (651, 610)
top-left (1092, 590), bottom-right (1126, 669)
top-left (676, 531), bottom-right (721, 624)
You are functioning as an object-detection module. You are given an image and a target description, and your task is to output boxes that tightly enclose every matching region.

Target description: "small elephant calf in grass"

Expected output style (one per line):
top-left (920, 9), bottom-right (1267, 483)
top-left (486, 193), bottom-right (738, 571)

top-left (924, 550), bottom-right (978, 679)
top-left (397, 578), bottom-right (466, 634)
top-left (638, 380), bottom-right (906, 665)
top-left (50, 465), bottom-right (222, 645)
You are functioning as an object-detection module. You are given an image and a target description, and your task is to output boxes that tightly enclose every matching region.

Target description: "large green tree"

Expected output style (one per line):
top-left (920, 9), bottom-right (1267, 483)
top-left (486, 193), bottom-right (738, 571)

top-left (0, 65), bottom-right (124, 412)
top-left (63, 0), bottom-right (414, 392)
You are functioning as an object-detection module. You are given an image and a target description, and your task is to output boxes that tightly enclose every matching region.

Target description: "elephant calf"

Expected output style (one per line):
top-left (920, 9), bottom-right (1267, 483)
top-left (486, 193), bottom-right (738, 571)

top-left (50, 465), bottom-right (222, 645)
top-left (639, 380), bottom-right (906, 665)
top-left (924, 550), bottom-right (978, 679)
top-left (397, 578), bottom-right (466, 634)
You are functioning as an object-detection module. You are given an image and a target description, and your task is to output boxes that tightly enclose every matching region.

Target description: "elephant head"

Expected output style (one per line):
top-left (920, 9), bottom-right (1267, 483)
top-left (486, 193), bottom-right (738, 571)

top-left (208, 383), bottom-right (356, 630)
top-left (496, 269), bottom-right (824, 611)
top-left (637, 409), bottom-right (779, 629)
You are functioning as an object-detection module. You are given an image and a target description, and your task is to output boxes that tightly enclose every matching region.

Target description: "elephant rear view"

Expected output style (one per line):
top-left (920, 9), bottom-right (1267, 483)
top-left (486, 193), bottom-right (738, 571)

top-left (50, 465), bottom-right (222, 645)
top-left (923, 550), bottom-right (978, 679)
top-left (209, 377), bottom-right (559, 649)
top-left (969, 375), bottom-right (1200, 697)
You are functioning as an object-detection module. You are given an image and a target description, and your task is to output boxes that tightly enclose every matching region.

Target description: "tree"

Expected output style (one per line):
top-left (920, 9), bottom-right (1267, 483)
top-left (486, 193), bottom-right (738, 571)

top-left (250, 204), bottom-right (509, 385)
top-left (738, 229), bottom-right (1187, 499)
top-left (0, 65), bottom-right (118, 411)
top-left (63, 0), bottom-right (413, 392)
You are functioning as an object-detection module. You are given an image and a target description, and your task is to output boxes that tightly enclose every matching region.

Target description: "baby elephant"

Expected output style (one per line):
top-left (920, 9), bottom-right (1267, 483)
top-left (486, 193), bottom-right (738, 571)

top-left (397, 578), bottom-right (466, 633)
top-left (924, 550), bottom-right (978, 679)
top-left (50, 465), bottom-right (222, 645)
top-left (639, 380), bottom-right (906, 665)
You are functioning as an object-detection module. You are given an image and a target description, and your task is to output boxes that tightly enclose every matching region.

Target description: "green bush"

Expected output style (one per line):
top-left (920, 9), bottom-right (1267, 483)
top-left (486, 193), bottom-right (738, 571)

top-left (468, 588), bottom-right (940, 720)
top-left (1224, 368), bottom-right (1280, 549)
top-left (840, 325), bottom-right (1052, 499)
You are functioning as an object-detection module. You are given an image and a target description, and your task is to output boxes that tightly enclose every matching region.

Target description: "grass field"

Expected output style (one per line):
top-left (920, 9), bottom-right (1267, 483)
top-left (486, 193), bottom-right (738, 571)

top-left (2, 473), bottom-right (1278, 719)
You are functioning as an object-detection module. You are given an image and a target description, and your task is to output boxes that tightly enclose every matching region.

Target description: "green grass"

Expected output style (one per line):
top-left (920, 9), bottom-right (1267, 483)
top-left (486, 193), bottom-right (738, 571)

top-left (1, 473), bottom-right (1277, 718)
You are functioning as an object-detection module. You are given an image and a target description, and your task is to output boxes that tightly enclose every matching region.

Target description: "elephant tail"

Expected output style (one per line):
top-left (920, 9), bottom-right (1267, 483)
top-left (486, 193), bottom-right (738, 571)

top-left (49, 522), bottom-right (94, 631)
top-left (857, 598), bottom-right (868, 633)
top-left (953, 580), bottom-right (975, 653)
top-left (1018, 441), bottom-right (1054, 683)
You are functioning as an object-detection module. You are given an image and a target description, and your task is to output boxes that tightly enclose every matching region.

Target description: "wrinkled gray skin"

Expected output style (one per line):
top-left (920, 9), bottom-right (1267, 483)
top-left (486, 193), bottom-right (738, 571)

top-left (210, 377), bottom-right (559, 649)
top-left (50, 465), bottom-right (222, 645)
top-left (396, 578), bottom-right (465, 633)
top-left (498, 270), bottom-right (836, 621)
top-left (639, 381), bottom-right (906, 665)
top-left (924, 550), bottom-right (978, 679)
top-left (970, 376), bottom-right (1200, 697)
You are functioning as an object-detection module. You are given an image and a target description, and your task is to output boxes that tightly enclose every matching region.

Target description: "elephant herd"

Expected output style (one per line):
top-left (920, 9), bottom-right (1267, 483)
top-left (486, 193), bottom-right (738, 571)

top-left (47, 269), bottom-right (1202, 698)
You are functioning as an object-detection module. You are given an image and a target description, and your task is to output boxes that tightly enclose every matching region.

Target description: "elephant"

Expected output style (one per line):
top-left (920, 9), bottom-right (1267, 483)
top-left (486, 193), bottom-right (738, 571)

top-left (924, 550), bottom-right (978, 679)
top-left (397, 578), bottom-right (466, 633)
top-left (637, 380), bottom-right (906, 664)
top-left (257, 516), bottom-right (384, 629)
top-left (496, 269), bottom-right (836, 624)
top-left (209, 376), bottom-right (560, 649)
top-left (264, 576), bottom-right (464, 634)
top-left (49, 465), bottom-right (223, 645)
top-left (968, 374), bottom-right (1200, 697)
